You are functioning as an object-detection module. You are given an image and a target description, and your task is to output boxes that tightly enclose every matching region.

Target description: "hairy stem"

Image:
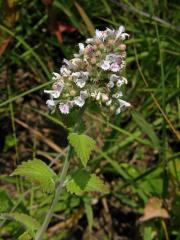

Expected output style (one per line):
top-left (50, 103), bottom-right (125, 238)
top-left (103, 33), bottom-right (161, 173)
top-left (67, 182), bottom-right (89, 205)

top-left (35, 146), bottom-right (71, 240)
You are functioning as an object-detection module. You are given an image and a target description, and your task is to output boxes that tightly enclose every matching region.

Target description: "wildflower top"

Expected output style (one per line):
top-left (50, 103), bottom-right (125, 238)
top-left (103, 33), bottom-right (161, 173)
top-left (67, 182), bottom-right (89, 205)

top-left (44, 26), bottom-right (131, 115)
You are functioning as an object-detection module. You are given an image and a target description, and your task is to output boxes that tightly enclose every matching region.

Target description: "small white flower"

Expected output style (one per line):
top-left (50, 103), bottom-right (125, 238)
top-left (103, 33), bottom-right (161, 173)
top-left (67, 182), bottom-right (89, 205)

top-left (122, 77), bottom-right (128, 84)
top-left (83, 72), bottom-right (89, 78)
top-left (115, 26), bottom-right (129, 40)
top-left (96, 92), bottom-right (101, 101)
top-left (95, 29), bottom-right (103, 40)
top-left (120, 60), bottom-right (126, 70)
top-left (116, 107), bottom-right (121, 114)
top-left (116, 99), bottom-right (131, 114)
top-left (112, 91), bottom-right (123, 98)
top-left (80, 90), bottom-right (89, 99)
top-left (116, 79), bottom-right (124, 87)
top-left (79, 43), bottom-right (85, 54)
top-left (101, 93), bottom-right (109, 102)
top-left (73, 71), bottom-right (89, 88)
top-left (60, 66), bottom-right (71, 76)
top-left (44, 90), bottom-right (61, 98)
top-left (71, 58), bottom-right (82, 69)
top-left (107, 80), bottom-right (114, 89)
top-left (106, 28), bottom-right (115, 36)
top-left (117, 77), bottom-right (128, 87)
top-left (63, 59), bottom-right (75, 69)
top-left (111, 63), bottom-right (120, 72)
top-left (74, 96), bottom-right (85, 107)
top-left (46, 99), bottom-right (56, 108)
top-left (120, 33), bottom-right (129, 40)
top-left (95, 29), bottom-right (109, 41)
top-left (72, 72), bottom-right (80, 78)
top-left (106, 54), bottom-right (118, 62)
top-left (115, 25), bottom-right (125, 39)
top-left (110, 74), bottom-right (119, 82)
top-left (86, 38), bottom-right (94, 44)
top-left (118, 99), bottom-right (131, 107)
top-left (106, 99), bottom-right (112, 106)
top-left (90, 91), bottom-right (97, 98)
top-left (59, 102), bottom-right (70, 114)
top-left (52, 79), bottom-right (64, 92)
top-left (71, 91), bottom-right (88, 108)
top-left (52, 72), bottom-right (61, 81)
top-left (100, 60), bottom-right (110, 70)
top-left (74, 78), bottom-right (86, 88)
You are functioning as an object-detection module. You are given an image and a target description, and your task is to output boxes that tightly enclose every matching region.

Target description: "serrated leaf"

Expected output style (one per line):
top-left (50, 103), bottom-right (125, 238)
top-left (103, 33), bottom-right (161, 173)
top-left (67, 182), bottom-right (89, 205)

top-left (2, 212), bottom-right (40, 233)
top-left (11, 159), bottom-right (57, 193)
top-left (68, 133), bottom-right (96, 167)
top-left (66, 169), bottom-right (109, 195)
top-left (132, 111), bottom-right (160, 148)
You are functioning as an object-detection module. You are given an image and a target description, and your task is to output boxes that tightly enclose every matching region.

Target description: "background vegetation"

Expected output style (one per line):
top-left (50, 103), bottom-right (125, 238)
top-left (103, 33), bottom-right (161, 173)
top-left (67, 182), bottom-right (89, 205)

top-left (0, 0), bottom-right (179, 239)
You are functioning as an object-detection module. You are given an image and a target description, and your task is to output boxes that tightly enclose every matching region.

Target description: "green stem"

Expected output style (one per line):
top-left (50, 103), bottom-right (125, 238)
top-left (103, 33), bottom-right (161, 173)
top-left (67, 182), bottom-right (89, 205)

top-left (35, 146), bottom-right (71, 240)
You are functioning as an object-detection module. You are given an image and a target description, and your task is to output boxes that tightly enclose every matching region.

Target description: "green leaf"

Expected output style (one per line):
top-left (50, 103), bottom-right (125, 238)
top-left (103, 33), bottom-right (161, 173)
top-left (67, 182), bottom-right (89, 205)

top-left (11, 159), bottom-right (57, 193)
top-left (68, 133), bottom-right (96, 167)
top-left (84, 199), bottom-right (93, 231)
top-left (0, 189), bottom-right (13, 213)
top-left (66, 169), bottom-right (109, 195)
top-left (167, 159), bottom-right (180, 180)
top-left (18, 231), bottom-right (32, 240)
top-left (132, 111), bottom-right (160, 148)
top-left (143, 225), bottom-right (153, 240)
top-left (139, 167), bottom-right (163, 196)
top-left (3, 134), bottom-right (17, 152)
top-left (2, 213), bottom-right (40, 234)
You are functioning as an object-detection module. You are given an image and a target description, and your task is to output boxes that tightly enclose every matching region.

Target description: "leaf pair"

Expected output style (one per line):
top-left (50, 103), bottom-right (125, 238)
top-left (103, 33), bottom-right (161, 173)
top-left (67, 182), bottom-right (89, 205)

top-left (66, 133), bottom-right (108, 195)
top-left (66, 169), bottom-right (109, 195)
top-left (11, 133), bottom-right (108, 195)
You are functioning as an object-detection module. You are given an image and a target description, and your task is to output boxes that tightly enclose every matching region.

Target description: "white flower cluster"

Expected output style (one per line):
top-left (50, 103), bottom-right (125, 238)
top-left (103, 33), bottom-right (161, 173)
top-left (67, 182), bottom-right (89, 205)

top-left (44, 26), bottom-right (131, 115)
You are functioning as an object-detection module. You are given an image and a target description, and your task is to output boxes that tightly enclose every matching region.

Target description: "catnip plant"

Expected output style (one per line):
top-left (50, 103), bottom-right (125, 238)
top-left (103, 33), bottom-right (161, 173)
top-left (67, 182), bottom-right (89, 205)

top-left (9, 26), bottom-right (130, 240)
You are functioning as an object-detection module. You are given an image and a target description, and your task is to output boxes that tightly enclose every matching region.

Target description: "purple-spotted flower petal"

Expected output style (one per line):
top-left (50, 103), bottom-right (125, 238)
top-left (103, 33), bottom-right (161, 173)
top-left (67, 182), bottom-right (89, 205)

top-left (59, 102), bottom-right (70, 114)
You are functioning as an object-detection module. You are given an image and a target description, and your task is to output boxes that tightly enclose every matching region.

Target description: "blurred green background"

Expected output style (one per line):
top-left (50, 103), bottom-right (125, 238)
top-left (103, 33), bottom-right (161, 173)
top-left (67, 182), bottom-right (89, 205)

top-left (0, 0), bottom-right (179, 239)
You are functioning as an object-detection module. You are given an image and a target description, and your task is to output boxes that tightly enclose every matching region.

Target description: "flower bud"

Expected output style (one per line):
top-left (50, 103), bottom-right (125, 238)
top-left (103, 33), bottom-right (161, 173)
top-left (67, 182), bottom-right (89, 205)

top-left (96, 92), bottom-right (101, 100)
top-left (87, 65), bottom-right (92, 72)
top-left (68, 75), bottom-right (73, 81)
top-left (84, 45), bottom-right (93, 55)
top-left (90, 57), bottom-right (97, 64)
top-left (95, 50), bottom-right (101, 57)
top-left (102, 94), bottom-right (109, 102)
top-left (93, 45), bottom-right (98, 50)
top-left (70, 89), bottom-right (76, 96)
top-left (107, 39), bottom-right (114, 45)
top-left (95, 39), bottom-right (102, 45)
top-left (119, 44), bottom-right (126, 51)
top-left (52, 82), bottom-right (58, 90)
top-left (99, 43), bottom-right (104, 49)
top-left (110, 105), bottom-right (115, 112)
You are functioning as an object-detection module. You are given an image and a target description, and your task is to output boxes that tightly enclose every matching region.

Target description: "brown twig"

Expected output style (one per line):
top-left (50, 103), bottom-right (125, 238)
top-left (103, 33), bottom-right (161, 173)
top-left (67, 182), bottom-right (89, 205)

top-left (15, 118), bottom-right (65, 155)
top-left (47, 208), bottom-right (84, 237)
